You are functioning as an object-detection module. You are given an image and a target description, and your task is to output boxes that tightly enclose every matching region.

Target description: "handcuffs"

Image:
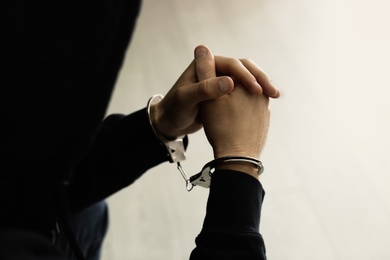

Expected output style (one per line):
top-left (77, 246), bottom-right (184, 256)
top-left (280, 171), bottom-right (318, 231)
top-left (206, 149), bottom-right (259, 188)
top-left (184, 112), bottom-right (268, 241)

top-left (147, 95), bottom-right (264, 192)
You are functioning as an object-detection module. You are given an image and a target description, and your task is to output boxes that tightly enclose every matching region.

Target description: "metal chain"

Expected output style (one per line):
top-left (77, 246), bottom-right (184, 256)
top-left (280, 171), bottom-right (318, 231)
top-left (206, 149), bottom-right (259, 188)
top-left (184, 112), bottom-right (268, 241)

top-left (177, 162), bottom-right (194, 191)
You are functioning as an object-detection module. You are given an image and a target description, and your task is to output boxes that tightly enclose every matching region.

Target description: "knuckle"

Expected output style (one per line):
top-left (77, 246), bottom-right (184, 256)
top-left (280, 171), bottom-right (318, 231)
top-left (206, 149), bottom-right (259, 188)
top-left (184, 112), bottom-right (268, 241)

top-left (196, 81), bottom-right (210, 98)
top-left (240, 58), bottom-right (252, 64)
top-left (225, 57), bottom-right (241, 67)
top-left (231, 57), bottom-right (241, 65)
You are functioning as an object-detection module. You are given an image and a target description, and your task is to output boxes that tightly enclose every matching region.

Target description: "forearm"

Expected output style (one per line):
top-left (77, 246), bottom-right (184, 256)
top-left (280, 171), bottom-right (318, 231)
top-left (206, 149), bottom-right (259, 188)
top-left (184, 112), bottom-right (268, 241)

top-left (68, 108), bottom-right (169, 211)
top-left (190, 170), bottom-right (266, 260)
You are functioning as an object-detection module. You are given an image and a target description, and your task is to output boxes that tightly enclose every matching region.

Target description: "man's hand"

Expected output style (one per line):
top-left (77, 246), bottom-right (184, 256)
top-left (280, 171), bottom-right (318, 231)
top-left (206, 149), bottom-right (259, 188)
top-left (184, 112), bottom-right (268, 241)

top-left (195, 45), bottom-right (279, 97)
top-left (151, 45), bottom-right (278, 140)
top-left (151, 61), bottom-right (234, 139)
top-left (200, 85), bottom-right (270, 160)
top-left (195, 45), bottom-right (273, 179)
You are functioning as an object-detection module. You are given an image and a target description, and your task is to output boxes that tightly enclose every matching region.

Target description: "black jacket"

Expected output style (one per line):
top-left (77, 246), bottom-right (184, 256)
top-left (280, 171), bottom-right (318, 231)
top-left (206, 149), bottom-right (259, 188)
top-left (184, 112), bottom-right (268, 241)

top-left (2, 0), bottom-right (267, 259)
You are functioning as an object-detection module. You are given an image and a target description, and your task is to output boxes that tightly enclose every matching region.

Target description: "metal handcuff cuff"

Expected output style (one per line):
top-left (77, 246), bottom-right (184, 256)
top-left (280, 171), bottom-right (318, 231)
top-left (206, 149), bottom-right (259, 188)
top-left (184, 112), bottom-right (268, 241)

top-left (147, 94), bottom-right (264, 191)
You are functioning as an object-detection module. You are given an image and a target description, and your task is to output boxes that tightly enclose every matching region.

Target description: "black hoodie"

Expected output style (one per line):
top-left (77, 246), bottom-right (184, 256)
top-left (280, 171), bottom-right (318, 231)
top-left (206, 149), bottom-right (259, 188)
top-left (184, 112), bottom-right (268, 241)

top-left (1, 1), bottom-right (266, 259)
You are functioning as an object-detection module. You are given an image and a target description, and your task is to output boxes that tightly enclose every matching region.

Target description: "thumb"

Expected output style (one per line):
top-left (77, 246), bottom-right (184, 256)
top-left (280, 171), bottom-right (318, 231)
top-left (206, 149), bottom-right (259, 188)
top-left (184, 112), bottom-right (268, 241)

top-left (181, 76), bottom-right (234, 106)
top-left (194, 45), bottom-right (216, 81)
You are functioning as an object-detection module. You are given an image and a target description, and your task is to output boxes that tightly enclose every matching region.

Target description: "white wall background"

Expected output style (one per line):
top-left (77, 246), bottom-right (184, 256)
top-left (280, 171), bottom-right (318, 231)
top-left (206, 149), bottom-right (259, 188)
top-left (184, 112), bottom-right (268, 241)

top-left (102, 0), bottom-right (390, 259)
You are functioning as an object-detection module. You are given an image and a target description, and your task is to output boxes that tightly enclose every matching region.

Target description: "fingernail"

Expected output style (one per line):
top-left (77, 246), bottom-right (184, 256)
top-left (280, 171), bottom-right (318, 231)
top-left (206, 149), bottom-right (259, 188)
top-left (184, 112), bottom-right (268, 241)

top-left (195, 47), bottom-right (207, 58)
top-left (218, 78), bottom-right (230, 93)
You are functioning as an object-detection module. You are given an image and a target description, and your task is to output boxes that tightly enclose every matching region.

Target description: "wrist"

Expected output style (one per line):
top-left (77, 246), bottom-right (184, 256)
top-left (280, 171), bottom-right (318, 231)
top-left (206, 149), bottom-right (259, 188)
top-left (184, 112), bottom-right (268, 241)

top-left (150, 97), bottom-right (178, 140)
top-left (190, 156), bottom-right (264, 188)
top-left (147, 95), bottom-right (186, 163)
top-left (213, 148), bottom-right (261, 161)
top-left (216, 162), bottom-right (261, 179)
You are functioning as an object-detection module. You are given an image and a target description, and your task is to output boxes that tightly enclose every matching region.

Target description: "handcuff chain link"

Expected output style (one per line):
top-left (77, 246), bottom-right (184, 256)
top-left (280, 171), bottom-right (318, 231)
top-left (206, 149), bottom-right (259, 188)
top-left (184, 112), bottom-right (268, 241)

top-left (177, 162), bottom-right (194, 191)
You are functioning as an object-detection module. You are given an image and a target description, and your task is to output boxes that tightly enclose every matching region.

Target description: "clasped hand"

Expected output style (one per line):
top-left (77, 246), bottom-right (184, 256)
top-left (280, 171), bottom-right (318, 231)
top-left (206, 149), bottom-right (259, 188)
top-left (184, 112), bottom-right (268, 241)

top-left (151, 45), bottom-right (278, 166)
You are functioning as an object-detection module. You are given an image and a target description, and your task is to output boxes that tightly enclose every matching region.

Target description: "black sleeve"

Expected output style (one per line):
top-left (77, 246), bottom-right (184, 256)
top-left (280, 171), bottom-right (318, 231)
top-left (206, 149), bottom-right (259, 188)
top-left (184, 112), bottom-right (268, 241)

top-left (67, 107), bottom-right (171, 211)
top-left (190, 170), bottom-right (267, 260)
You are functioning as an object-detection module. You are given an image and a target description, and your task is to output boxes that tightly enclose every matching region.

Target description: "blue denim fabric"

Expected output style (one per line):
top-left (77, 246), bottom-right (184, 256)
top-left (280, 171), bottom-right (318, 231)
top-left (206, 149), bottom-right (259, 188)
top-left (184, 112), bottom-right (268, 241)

top-left (55, 201), bottom-right (109, 260)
